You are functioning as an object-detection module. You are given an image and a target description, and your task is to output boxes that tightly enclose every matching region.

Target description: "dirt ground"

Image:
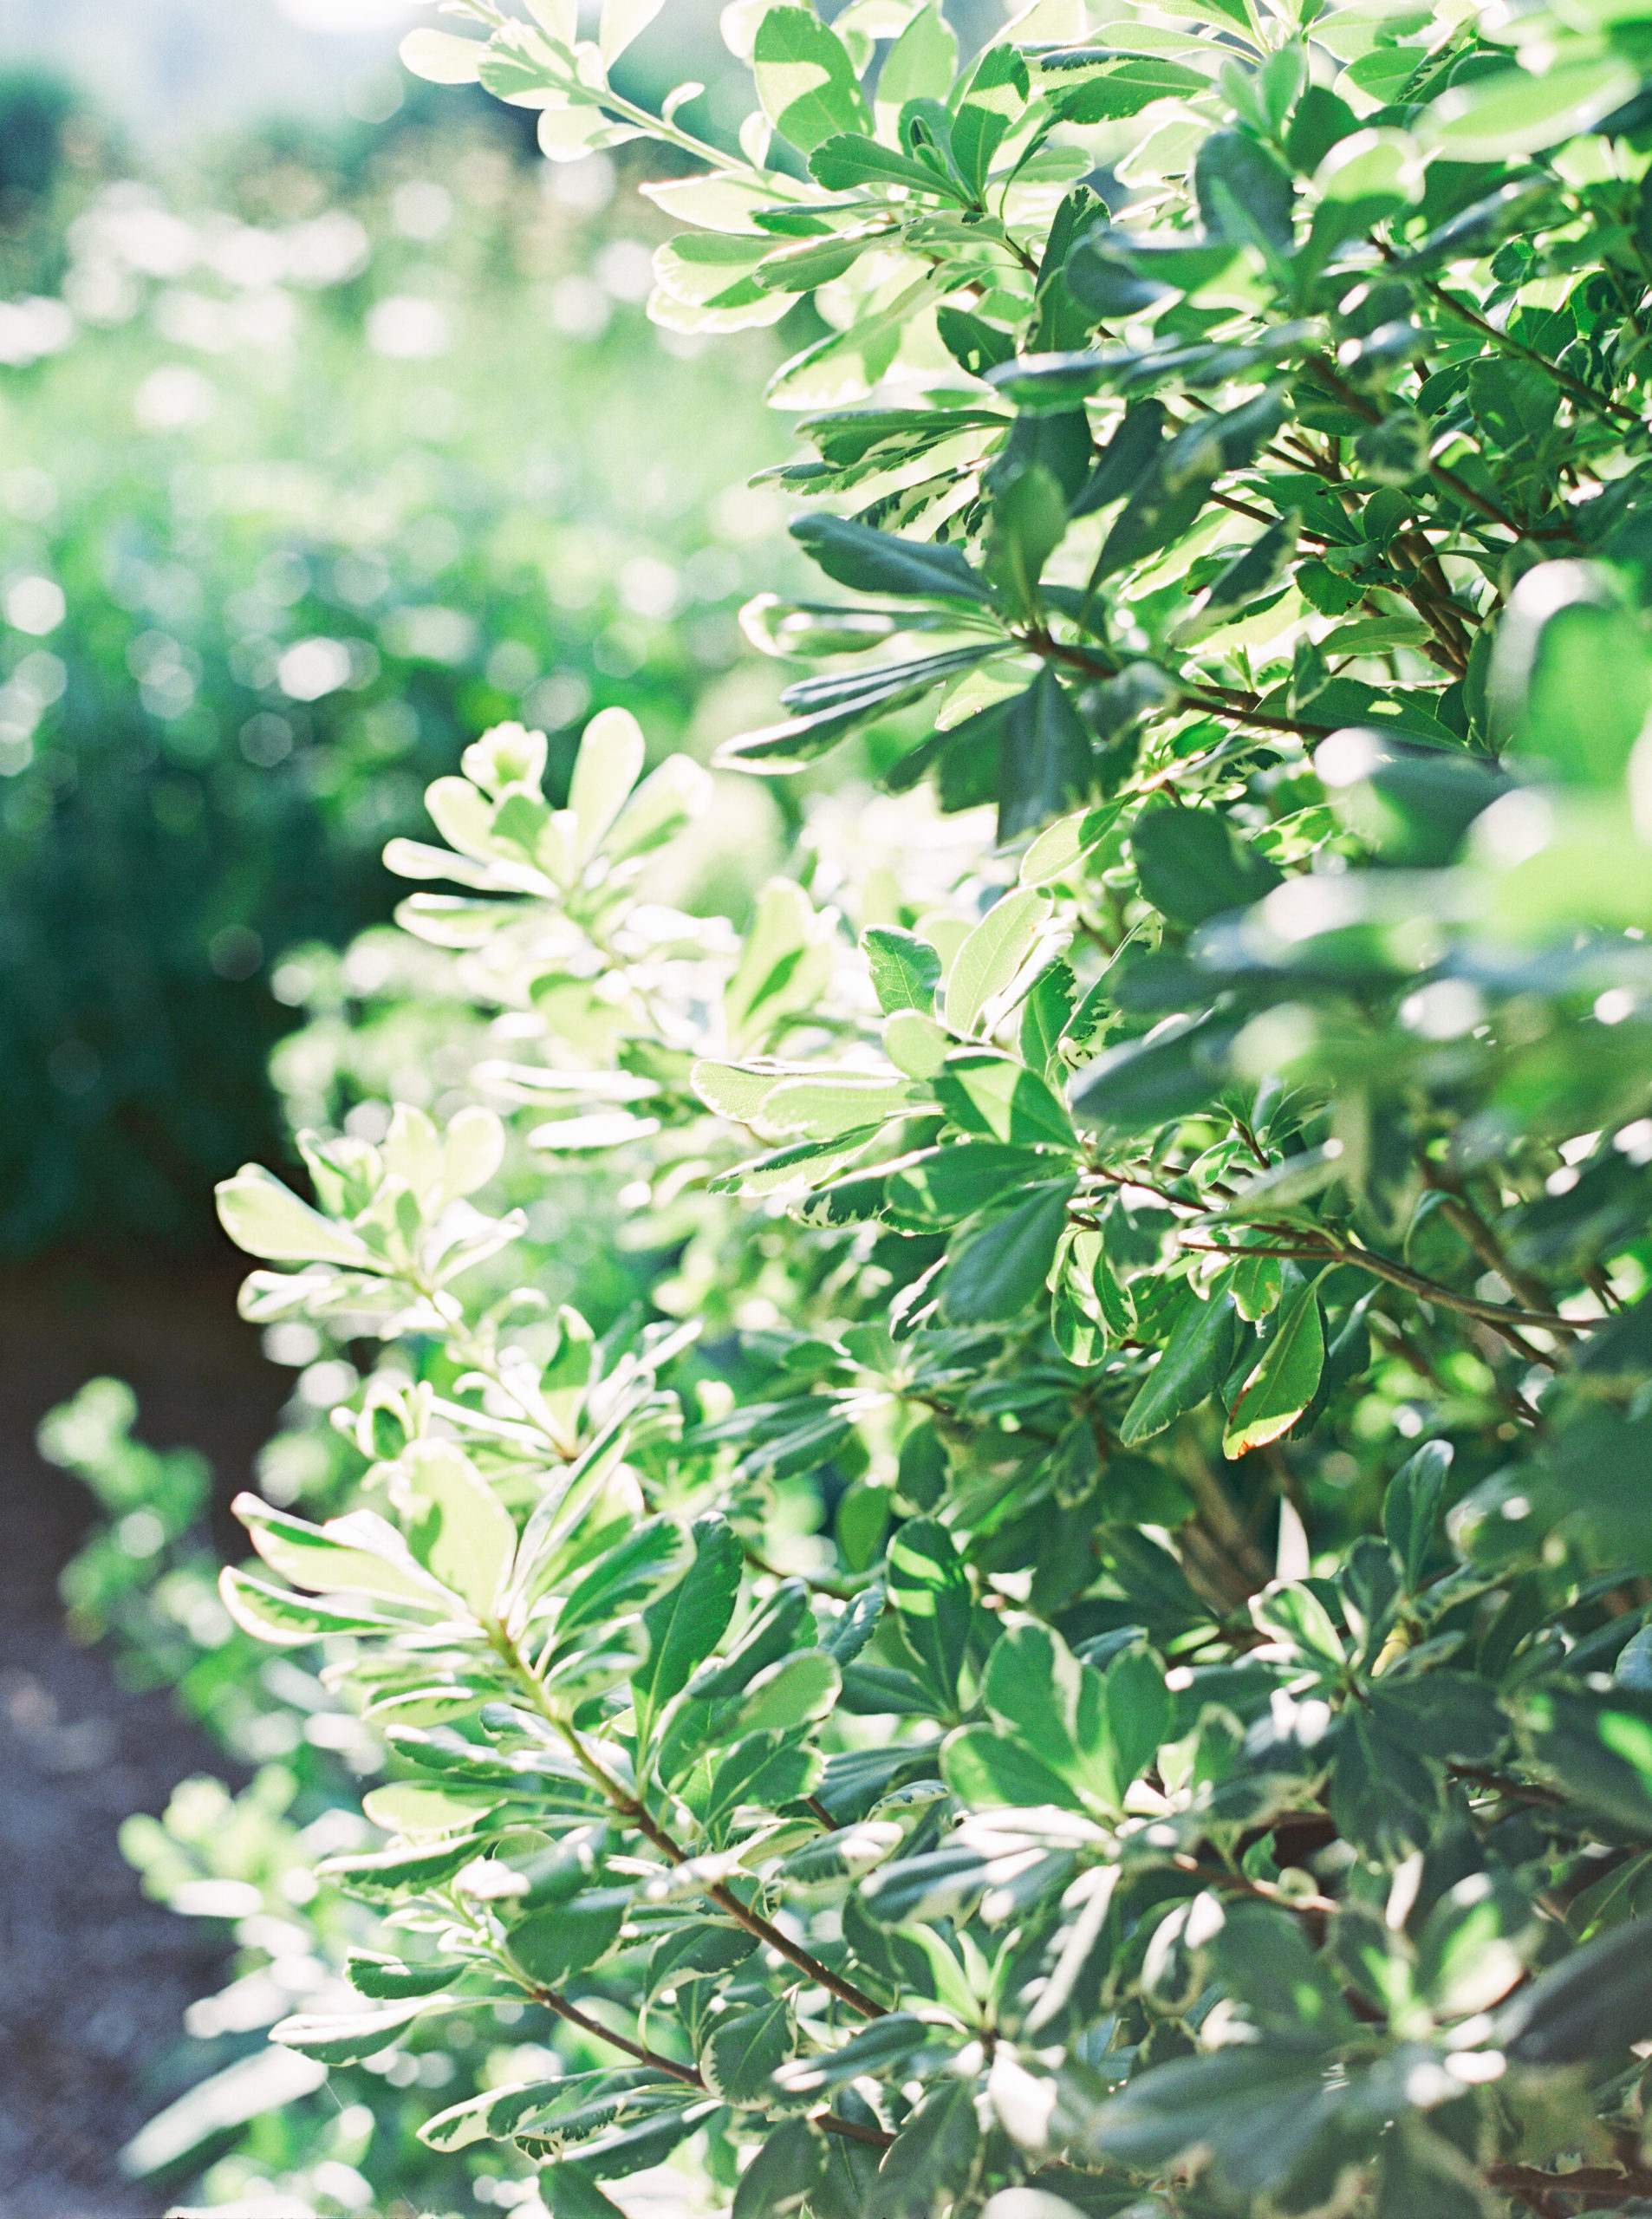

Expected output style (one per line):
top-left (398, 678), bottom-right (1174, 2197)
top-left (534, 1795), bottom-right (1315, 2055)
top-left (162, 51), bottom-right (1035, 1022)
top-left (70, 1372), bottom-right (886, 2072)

top-left (0, 1251), bottom-right (290, 2219)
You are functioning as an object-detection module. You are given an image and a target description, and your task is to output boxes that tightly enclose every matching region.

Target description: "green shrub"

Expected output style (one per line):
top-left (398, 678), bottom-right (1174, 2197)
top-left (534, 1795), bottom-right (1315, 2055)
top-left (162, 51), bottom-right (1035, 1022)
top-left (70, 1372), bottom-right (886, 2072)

top-left (119, 0), bottom-right (1652, 2212)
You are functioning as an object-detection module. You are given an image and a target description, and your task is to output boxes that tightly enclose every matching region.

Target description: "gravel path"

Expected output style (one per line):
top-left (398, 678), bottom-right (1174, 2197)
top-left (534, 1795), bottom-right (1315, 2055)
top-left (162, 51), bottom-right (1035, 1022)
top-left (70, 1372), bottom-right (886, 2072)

top-left (0, 1253), bottom-right (288, 2219)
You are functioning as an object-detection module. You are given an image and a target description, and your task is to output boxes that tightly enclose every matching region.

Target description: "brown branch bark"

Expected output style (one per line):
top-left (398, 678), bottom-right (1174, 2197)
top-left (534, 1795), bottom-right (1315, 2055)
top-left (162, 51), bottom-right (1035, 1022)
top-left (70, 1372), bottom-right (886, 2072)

top-left (532, 1988), bottom-right (705, 2086)
top-left (1486, 2163), bottom-right (1652, 2211)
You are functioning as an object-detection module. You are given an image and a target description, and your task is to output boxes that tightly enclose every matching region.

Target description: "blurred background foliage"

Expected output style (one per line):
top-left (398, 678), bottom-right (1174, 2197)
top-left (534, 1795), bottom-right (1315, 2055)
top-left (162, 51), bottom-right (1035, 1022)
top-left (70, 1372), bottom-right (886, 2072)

top-left (0, 54), bottom-right (796, 1258)
top-left (0, 16), bottom-right (807, 2206)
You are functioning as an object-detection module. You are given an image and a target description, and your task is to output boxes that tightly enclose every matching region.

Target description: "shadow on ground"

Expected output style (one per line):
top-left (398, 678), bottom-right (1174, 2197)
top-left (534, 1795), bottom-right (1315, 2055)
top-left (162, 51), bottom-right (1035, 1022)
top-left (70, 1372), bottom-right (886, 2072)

top-left (0, 1252), bottom-right (289, 2219)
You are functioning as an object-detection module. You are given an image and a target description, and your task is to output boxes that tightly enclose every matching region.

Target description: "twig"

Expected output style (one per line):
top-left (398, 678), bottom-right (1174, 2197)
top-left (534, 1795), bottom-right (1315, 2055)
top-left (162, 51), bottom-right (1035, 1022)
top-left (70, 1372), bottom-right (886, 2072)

top-left (1447, 1763), bottom-right (1564, 1808)
top-left (816, 2110), bottom-right (895, 2150)
top-left (1408, 265), bottom-right (1642, 429)
top-left (1419, 1162), bottom-right (1565, 1323)
top-left (1300, 355), bottom-right (1580, 546)
top-left (533, 1988), bottom-right (704, 2087)
top-left (1169, 1852), bottom-right (1337, 1916)
top-left (1175, 1227), bottom-right (1581, 1360)
top-left (491, 1628), bottom-right (887, 2021)
top-left (1486, 2163), bottom-right (1652, 2212)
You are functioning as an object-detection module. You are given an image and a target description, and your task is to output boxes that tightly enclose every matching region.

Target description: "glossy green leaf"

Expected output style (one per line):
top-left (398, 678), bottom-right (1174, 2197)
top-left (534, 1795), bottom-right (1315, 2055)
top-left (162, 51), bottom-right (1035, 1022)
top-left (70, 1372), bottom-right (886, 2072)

top-left (938, 1176), bottom-right (1076, 1324)
top-left (1223, 1285), bottom-right (1324, 1456)
top-left (752, 6), bottom-right (873, 153)
top-left (864, 925), bottom-right (942, 1016)
top-left (1119, 1286), bottom-right (1239, 1445)
top-left (886, 1517), bottom-right (972, 1711)
top-left (634, 1514), bottom-right (743, 1734)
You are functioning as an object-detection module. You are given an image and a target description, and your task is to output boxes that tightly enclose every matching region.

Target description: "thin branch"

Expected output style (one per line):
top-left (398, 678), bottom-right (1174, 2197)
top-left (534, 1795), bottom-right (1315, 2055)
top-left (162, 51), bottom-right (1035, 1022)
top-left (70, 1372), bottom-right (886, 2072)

top-left (1419, 1161), bottom-right (1564, 1322)
top-left (1447, 1763), bottom-right (1564, 1809)
top-left (491, 1628), bottom-right (888, 2021)
top-left (1300, 355), bottom-right (1580, 546)
top-left (1018, 626), bottom-right (1341, 744)
top-left (1176, 1227), bottom-right (1581, 1360)
top-left (1485, 2163), bottom-right (1652, 2212)
top-left (1170, 1852), bottom-right (1337, 1916)
top-left (1408, 265), bottom-right (1641, 429)
top-left (532, 1988), bottom-right (705, 2087)
top-left (816, 2110), bottom-right (895, 2151)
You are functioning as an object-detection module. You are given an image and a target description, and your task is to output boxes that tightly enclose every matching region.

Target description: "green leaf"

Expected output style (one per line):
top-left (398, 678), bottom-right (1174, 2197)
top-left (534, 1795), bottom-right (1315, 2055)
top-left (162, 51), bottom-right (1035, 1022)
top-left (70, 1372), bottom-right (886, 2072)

top-left (945, 888), bottom-right (1052, 1035)
top-left (544, 2174), bottom-right (630, 2219)
top-left (718, 645), bottom-right (1002, 771)
top-left (753, 5), bottom-right (873, 153)
top-left (732, 2118), bottom-right (830, 2219)
top-left (702, 1994), bottom-right (794, 2105)
top-left (974, 1620), bottom-right (1128, 1813)
top-left (1367, 1673), bottom-right (1502, 1766)
top-left (1500, 1917), bottom-right (1652, 2063)
top-left (1382, 1439), bottom-right (1452, 1596)
top-left (875, 3), bottom-right (956, 136)
top-left (983, 462), bottom-right (1069, 619)
top-left (217, 1565), bottom-right (411, 1646)
top-left (725, 877), bottom-right (835, 1051)
top-left (688, 1579), bottom-right (813, 1704)
top-left (1195, 129), bottom-right (1294, 254)
top-left (763, 1071), bottom-right (920, 1141)
top-left (361, 1782), bottom-right (509, 1837)
top-left (864, 925), bottom-right (941, 1016)
top-left (1044, 53), bottom-right (1210, 123)
top-left (870, 2080), bottom-right (979, 2217)
top-left (556, 1519), bottom-right (694, 1645)
top-left (936, 304), bottom-right (1016, 380)
top-left (568, 706), bottom-right (646, 862)
top-left (1019, 960), bottom-right (1076, 1082)
top-left (634, 1514), bottom-right (743, 1735)
top-left (1518, 1684), bottom-right (1652, 1838)
top-left (885, 1142), bottom-right (1056, 1232)
top-left (886, 1517), bottom-right (972, 1712)
top-left (1426, 57), bottom-right (1636, 162)
top-left (1080, 2045), bottom-right (1342, 2190)
top-left (274, 1999), bottom-right (444, 2065)
top-left (997, 668), bottom-right (1094, 843)
top-left (235, 1495), bottom-right (452, 1611)
top-left (1019, 804), bottom-right (1122, 888)
top-left (1119, 1287), bottom-right (1239, 1445)
top-left (1331, 1707), bottom-right (1439, 1860)
top-left (755, 232), bottom-right (877, 294)
top-left (1490, 565), bottom-right (1652, 790)
top-left (1068, 1014), bottom-right (1228, 1138)
top-left (345, 1951), bottom-right (463, 2001)
top-left (772, 2013), bottom-right (936, 2095)
top-left (790, 514), bottom-right (996, 604)
top-left (317, 1830), bottom-right (494, 1902)
top-left (507, 1889), bottom-right (631, 1983)
top-left (1131, 806), bottom-right (1283, 927)
top-left (731, 1648), bottom-right (841, 1735)
top-left (1094, 389), bottom-right (1285, 578)
top-left (544, 2100), bottom-right (718, 2180)
top-left (938, 1177), bottom-right (1076, 1325)
top-left (1223, 1285), bottom-right (1324, 1456)
top-left (1208, 1903), bottom-right (1352, 2040)
top-left (935, 1050), bottom-right (1076, 1149)
top-left (400, 28), bottom-right (488, 81)
top-left (399, 1439), bottom-right (518, 1614)
top-left (1230, 1251), bottom-right (1284, 1323)
top-left (704, 1728), bottom-right (823, 1825)
top-left (808, 133), bottom-right (968, 201)
top-left (216, 1164), bottom-right (376, 1267)
top-left (951, 42), bottom-right (1030, 196)
top-left (418, 2075), bottom-right (575, 2153)
top-left (941, 1723), bottom-right (1078, 1809)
